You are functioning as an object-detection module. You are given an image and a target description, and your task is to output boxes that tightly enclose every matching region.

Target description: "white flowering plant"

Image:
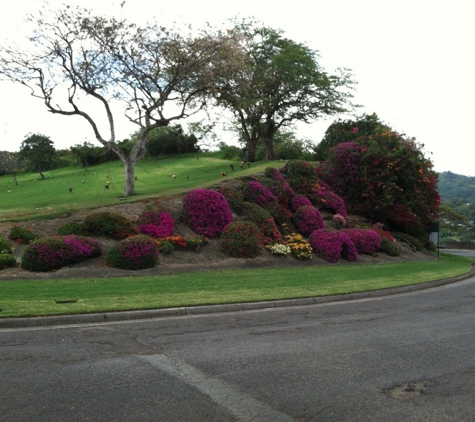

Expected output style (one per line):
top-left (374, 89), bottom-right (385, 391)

top-left (266, 243), bottom-right (292, 256)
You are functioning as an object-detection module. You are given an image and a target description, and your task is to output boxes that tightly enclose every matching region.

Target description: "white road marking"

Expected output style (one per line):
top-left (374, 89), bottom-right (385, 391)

top-left (137, 354), bottom-right (294, 422)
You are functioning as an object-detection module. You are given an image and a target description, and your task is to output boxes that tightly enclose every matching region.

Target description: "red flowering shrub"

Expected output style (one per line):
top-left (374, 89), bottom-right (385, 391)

top-left (318, 115), bottom-right (440, 239)
top-left (291, 195), bottom-right (313, 212)
top-left (82, 212), bottom-right (137, 239)
top-left (21, 235), bottom-right (102, 272)
top-left (183, 189), bottom-right (233, 238)
top-left (105, 235), bottom-right (158, 270)
top-left (215, 185), bottom-right (245, 215)
top-left (9, 226), bottom-right (38, 244)
top-left (242, 181), bottom-right (278, 207)
top-left (293, 205), bottom-right (325, 237)
top-left (309, 230), bottom-right (343, 263)
top-left (342, 229), bottom-right (382, 255)
top-left (265, 202), bottom-right (293, 229)
top-left (241, 202), bottom-right (283, 245)
top-left (220, 221), bottom-right (262, 258)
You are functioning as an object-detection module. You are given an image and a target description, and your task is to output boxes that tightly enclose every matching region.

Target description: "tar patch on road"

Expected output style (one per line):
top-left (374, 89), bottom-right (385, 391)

top-left (384, 381), bottom-right (428, 400)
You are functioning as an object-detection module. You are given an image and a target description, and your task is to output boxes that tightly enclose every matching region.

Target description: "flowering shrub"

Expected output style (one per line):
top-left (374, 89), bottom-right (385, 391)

top-left (138, 212), bottom-right (174, 239)
top-left (291, 195), bottom-right (312, 212)
top-left (309, 230), bottom-right (342, 263)
top-left (185, 235), bottom-right (209, 252)
top-left (293, 205), bottom-right (325, 237)
top-left (215, 185), bottom-right (245, 215)
top-left (21, 235), bottom-right (102, 272)
top-left (0, 235), bottom-right (12, 255)
top-left (9, 226), bottom-right (37, 244)
top-left (220, 221), bottom-right (262, 258)
top-left (337, 231), bottom-right (358, 262)
top-left (0, 253), bottom-right (16, 270)
top-left (266, 243), bottom-right (292, 256)
top-left (241, 202), bottom-right (282, 245)
top-left (57, 222), bottom-right (87, 236)
top-left (265, 202), bottom-right (293, 229)
top-left (183, 189), bottom-right (233, 238)
top-left (284, 233), bottom-right (313, 260)
top-left (262, 167), bottom-right (295, 206)
top-left (105, 235), bottom-right (158, 270)
top-left (280, 160), bottom-right (320, 197)
top-left (82, 212), bottom-right (137, 239)
top-left (242, 181), bottom-right (278, 208)
top-left (318, 115), bottom-right (440, 238)
top-left (333, 214), bottom-right (347, 228)
top-left (379, 237), bottom-right (402, 256)
top-left (342, 229), bottom-right (382, 255)
top-left (308, 188), bottom-right (347, 218)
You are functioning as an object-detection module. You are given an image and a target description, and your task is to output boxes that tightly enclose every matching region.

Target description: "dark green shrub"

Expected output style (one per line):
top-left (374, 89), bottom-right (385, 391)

top-left (82, 212), bottom-right (137, 239)
top-left (21, 235), bottom-right (101, 272)
top-left (220, 221), bottom-right (262, 258)
top-left (185, 235), bottom-right (209, 252)
top-left (216, 186), bottom-right (245, 215)
top-left (9, 226), bottom-right (37, 245)
top-left (0, 236), bottom-right (12, 255)
top-left (379, 237), bottom-right (402, 256)
top-left (157, 239), bottom-right (174, 255)
top-left (57, 222), bottom-right (87, 236)
top-left (105, 235), bottom-right (158, 270)
top-left (0, 254), bottom-right (16, 270)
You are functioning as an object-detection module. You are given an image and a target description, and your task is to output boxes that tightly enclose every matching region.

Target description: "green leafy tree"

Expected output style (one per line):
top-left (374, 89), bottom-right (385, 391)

top-left (145, 125), bottom-right (199, 156)
top-left (439, 205), bottom-right (473, 243)
top-left (215, 20), bottom-right (356, 161)
top-left (0, 6), bottom-right (245, 196)
top-left (0, 151), bottom-right (20, 185)
top-left (18, 134), bottom-right (56, 180)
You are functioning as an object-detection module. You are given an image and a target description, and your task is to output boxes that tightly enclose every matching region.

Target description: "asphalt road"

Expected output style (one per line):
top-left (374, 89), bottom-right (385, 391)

top-left (1, 273), bottom-right (475, 421)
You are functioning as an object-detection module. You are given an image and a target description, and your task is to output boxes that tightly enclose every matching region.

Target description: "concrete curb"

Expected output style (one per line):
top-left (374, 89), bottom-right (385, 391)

top-left (1, 267), bottom-right (474, 329)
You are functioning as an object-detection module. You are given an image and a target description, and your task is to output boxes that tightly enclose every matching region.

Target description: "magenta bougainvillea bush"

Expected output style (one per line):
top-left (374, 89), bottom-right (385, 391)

top-left (105, 235), bottom-right (158, 270)
top-left (293, 205), bottom-right (325, 237)
top-left (220, 221), bottom-right (262, 258)
top-left (309, 230), bottom-right (344, 263)
top-left (183, 189), bottom-right (233, 238)
top-left (262, 167), bottom-right (295, 206)
top-left (242, 181), bottom-right (278, 208)
top-left (138, 212), bottom-right (175, 238)
top-left (21, 235), bottom-right (102, 272)
top-left (336, 231), bottom-right (358, 262)
top-left (308, 188), bottom-right (347, 218)
top-left (291, 195), bottom-right (313, 212)
top-left (342, 229), bottom-right (382, 255)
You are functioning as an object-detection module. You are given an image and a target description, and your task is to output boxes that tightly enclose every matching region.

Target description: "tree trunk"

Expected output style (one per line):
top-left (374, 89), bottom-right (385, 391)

top-left (246, 138), bottom-right (257, 162)
top-left (263, 137), bottom-right (274, 161)
top-left (122, 156), bottom-right (136, 197)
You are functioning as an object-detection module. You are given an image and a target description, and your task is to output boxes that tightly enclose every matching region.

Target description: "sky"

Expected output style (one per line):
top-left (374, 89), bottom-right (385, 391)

top-left (0, 0), bottom-right (473, 176)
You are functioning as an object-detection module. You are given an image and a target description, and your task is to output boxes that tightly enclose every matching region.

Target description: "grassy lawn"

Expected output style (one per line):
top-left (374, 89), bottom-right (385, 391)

top-left (0, 155), bottom-right (282, 221)
top-left (0, 254), bottom-right (471, 318)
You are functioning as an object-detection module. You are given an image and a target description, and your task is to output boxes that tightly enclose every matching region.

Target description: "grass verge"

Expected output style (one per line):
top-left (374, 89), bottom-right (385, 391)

top-left (0, 254), bottom-right (472, 318)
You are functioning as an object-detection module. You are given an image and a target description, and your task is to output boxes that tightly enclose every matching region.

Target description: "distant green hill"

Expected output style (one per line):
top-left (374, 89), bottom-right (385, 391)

top-left (438, 171), bottom-right (475, 204)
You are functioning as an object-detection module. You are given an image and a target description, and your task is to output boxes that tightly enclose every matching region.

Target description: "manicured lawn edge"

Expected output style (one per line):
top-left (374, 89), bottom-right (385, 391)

top-left (0, 254), bottom-right (472, 319)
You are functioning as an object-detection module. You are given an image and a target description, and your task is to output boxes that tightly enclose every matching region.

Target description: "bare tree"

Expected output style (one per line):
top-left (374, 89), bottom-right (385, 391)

top-left (0, 6), bottom-right (245, 196)
top-left (0, 151), bottom-right (20, 185)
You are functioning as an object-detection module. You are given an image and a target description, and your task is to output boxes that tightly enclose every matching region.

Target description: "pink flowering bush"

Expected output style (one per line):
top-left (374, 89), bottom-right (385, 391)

top-left (336, 231), bottom-right (358, 262)
top-left (242, 181), bottom-right (278, 208)
top-left (262, 167), bottom-right (295, 206)
top-left (293, 205), bottom-right (325, 237)
top-left (105, 235), bottom-right (158, 270)
top-left (309, 230), bottom-right (343, 263)
top-left (291, 195), bottom-right (313, 212)
top-left (183, 189), bottom-right (233, 238)
top-left (138, 212), bottom-right (174, 239)
top-left (342, 229), bottom-right (382, 255)
top-left (220, 221), bottom-right (262, 258)
top-left (21, 235), bottom-right (102, 272)
top-left (308, 188), bottom-right (347, 218)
